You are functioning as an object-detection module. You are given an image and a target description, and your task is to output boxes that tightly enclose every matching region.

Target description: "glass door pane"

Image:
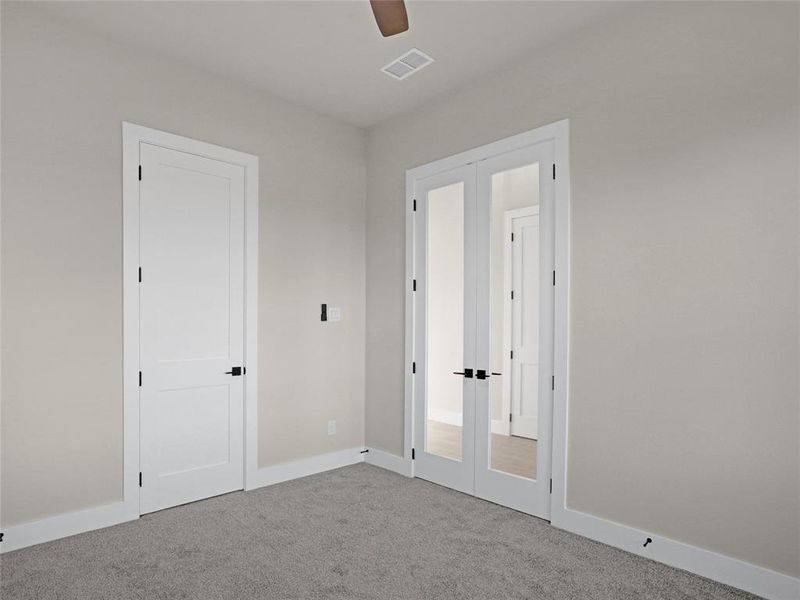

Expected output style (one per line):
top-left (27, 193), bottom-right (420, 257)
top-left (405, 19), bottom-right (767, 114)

top-left (489, 164), bottom-right (539, 479)
top-left (425, 182), bottom-right (465, 462)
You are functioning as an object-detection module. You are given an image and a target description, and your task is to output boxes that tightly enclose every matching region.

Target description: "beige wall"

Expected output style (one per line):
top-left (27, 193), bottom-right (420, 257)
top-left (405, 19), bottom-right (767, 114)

top-left (1, 5), bottom-right (366, 526)
top-left (365, 2), bottom-right (799, 577)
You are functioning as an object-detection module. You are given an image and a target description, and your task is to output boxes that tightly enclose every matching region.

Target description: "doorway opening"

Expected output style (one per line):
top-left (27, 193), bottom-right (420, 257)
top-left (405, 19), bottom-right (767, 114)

top-left (405, 121), bottom-right (569, 519)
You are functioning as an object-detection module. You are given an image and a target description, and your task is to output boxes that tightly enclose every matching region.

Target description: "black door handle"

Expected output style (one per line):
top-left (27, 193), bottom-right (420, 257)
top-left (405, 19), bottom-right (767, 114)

top-left (452, 368), bottom-right (474, 378)
top-left (476, 370), bottom-right (503, 380)
top-left (225, 367), bottom-right (243, 376)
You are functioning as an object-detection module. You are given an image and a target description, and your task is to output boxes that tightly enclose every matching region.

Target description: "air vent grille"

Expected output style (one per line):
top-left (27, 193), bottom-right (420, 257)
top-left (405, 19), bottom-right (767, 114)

top-left (381, 48), bottom-right (434, 80)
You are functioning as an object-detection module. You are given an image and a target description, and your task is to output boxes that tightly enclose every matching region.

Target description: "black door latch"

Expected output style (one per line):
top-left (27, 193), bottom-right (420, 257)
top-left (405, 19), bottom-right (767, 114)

top-left (453, 368), bottom-right (474, 378)
top-left (225, 367), bottom-right (243, 376)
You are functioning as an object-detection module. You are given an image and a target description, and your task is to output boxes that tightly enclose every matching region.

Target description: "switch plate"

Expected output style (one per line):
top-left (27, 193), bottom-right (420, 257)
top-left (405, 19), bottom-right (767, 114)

top-left (327, 420), bottom-right (336, 435)
top-left (329, 307), bottom-right (341, 322)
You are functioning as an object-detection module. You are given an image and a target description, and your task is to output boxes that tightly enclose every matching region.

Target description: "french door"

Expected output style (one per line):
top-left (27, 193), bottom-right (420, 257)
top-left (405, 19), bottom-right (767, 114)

top-left (413, 165), bottom-right (477, 494)
top-left (413, 140), bottom-right (554, 519)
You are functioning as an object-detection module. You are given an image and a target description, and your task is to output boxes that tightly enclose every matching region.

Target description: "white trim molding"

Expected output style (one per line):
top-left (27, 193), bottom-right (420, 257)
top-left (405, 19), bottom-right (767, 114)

top-left (426, 409), bottom-right (462, 428)
top-left (551, 508), bottom-right (799, 600)
top-left (426, 410), bottom-right (512, 436)
top-left (364, 448), bottom-right (413, 477)
top-left (246, 447), bottom-right (365, 490)
top-left (491, 419), bottom-right (509, 435)
top-left (122, 122), bottom-right (260, 513)
top-left (4, 452), bottom-right (796, 600)
top-left (0, 502), bottom-right (137, 554)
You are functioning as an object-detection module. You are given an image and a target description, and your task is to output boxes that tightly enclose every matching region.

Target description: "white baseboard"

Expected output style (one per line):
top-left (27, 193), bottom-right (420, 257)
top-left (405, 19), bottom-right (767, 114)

top-left (364, 448), bottom-right (413, 477)
top-left (552, 507), bottom-right (799, 600)
top-left (491, 419), bottom-right (509, 435)
top-left (428, 409), bottom-right (462, 427)
top-left (5, 450), bottom-right (796, 600)
top-left (1, 501), bottom-right (137, 554)
top-left (433, 414), bottom-right (509, 436)
top-left (3, 447), bottom-right (365, 554)
top-left (246, 446), bottom-right (365, 490)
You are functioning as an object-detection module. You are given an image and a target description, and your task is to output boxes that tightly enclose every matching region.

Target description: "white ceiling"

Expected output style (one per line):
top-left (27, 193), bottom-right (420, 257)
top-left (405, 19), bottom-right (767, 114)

top-left (32, 1), bottom-right (626, 128)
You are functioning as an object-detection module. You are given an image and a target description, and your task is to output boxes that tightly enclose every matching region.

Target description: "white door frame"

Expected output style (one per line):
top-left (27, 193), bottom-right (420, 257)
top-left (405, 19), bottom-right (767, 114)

top-left (404, 119), bottom-right (570, 518)
top-left (122, 122), bottom-right (259, 517)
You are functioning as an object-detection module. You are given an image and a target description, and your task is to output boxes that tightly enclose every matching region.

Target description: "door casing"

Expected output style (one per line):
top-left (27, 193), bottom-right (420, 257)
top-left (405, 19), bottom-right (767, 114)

top-left (122, 122), bottom-right (259, 518)
top-left (404, 119), bottom-right (570, 520)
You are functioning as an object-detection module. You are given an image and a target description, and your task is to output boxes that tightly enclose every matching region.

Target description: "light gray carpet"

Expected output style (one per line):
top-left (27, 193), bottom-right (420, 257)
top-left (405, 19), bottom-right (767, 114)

top-left (1, 463), bottom-right (760, 600)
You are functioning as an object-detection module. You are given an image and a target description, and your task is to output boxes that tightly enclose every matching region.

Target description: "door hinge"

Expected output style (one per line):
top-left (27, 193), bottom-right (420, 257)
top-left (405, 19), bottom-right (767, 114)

top-left (413, 199), bottom-right (417, 212)
top-left (0, 532), bottom-right (4, 543)
top-left (509, 412), bottom-right (512, 423)
top-left (139, 371), bottom-right (142, 387)
top-left (551, 375), bottom-right (555, 390)
top-left (510, 350), bottom-right (514, 360)
top-left (511, 232), bottom-right (514, 242)
top-left (550, 478), bottom-right (553, 494)
top-left (411, 448), bottom-right (415, 460)
top-left (139, 472), bottom-right (142, 487)
top-left (552, 164), bottom-right (556, 180)
top-left (138, 267), bottom-right (142, 283)
top-left (138, 165), bottom-right (142, 181)
top-left (510, 290), bottom-right (514, 300)
top-left (412, 279), bottom-right (417, 292)
top-left (412, 361), bottom-right (416, 374)
top-left (553, 270), bottom-right (556, 286)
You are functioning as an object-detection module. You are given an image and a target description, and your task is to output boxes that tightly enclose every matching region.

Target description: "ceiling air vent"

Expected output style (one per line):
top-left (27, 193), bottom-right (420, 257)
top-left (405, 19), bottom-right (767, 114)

top-left (381, 48), bottom-right (434, 80)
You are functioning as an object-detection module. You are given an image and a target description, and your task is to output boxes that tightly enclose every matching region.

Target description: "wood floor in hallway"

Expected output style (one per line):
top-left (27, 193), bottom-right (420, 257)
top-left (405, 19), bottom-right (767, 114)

top-left (425, 419), bottom-right (537, 479)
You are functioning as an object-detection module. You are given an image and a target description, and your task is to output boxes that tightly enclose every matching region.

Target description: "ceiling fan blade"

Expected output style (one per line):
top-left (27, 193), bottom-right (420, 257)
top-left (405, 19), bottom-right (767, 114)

top-left (369, 0), bottom-right (409, 37)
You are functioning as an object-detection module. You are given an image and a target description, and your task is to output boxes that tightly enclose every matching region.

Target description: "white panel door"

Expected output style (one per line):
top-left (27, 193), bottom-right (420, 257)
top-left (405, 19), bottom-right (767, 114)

top-left (139, 142), bottom-right (245, 515)
top-left (511, 211), bottom-right (540, 440)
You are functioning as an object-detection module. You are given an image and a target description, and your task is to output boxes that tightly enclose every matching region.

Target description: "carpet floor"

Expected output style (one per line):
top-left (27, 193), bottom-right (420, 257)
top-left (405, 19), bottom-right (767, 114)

top-left (1, 463), bottom-right (760, 600)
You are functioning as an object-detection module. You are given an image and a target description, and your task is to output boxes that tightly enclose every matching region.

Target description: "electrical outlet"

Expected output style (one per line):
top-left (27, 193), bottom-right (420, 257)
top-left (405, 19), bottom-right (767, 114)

top-left (327, 420), bottom-right (336, 436)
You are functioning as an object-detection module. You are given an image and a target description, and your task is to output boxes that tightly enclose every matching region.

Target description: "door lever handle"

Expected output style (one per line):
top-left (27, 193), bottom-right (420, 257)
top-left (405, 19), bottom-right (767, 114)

top-left (476, 370), bottom-right (503, 380)
top-left (225, 367), bottom-right (243, 376)
top-left (452, 368), bottom-right (474, 378)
